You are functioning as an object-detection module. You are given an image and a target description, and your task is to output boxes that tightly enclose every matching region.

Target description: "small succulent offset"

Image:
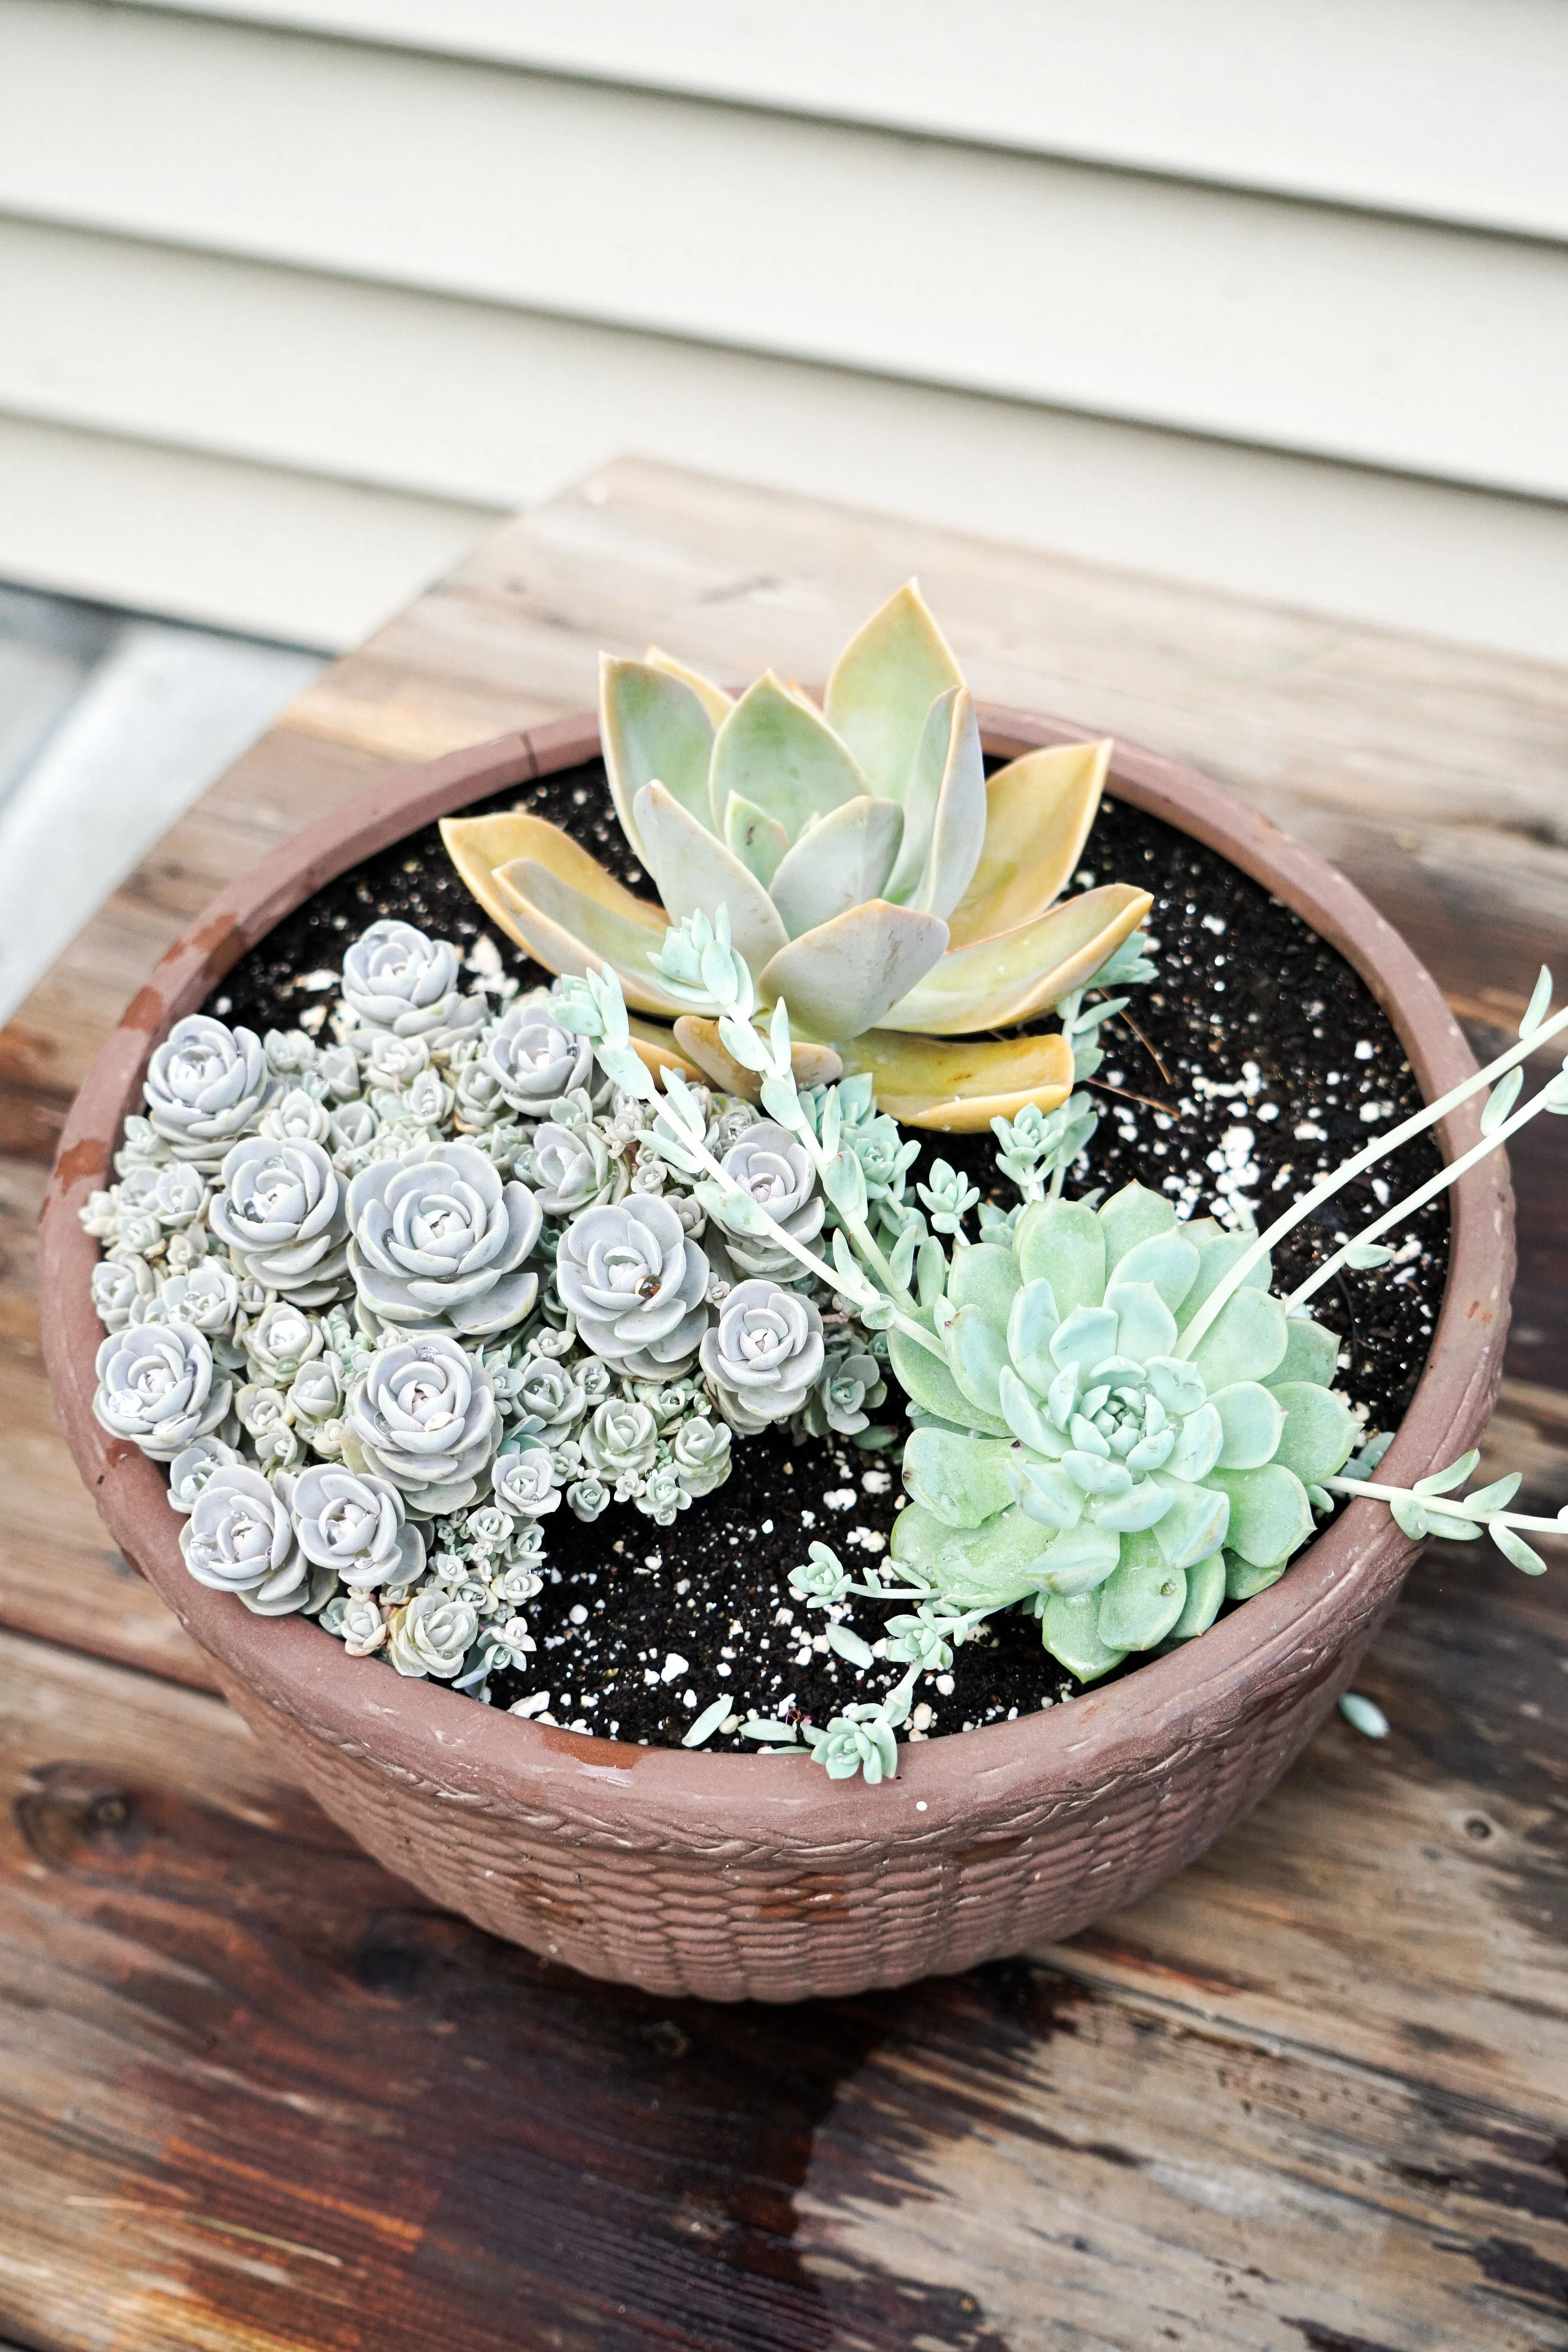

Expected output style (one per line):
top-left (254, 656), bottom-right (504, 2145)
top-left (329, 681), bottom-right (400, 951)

top-left (442, 583), bottom-right (1152, 1129)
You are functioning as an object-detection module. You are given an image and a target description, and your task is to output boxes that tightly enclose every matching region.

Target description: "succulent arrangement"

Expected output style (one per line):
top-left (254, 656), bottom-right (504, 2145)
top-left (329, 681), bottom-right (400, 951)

top-left (441, 583), bottom-right (1151, 1131)
top-left (80, 593), bottom-right (1568, 1785)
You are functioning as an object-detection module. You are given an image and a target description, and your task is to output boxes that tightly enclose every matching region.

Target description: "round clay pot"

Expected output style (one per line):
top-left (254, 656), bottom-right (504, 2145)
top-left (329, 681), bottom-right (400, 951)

top-left (40, 709), bottom-right (1514, 2003)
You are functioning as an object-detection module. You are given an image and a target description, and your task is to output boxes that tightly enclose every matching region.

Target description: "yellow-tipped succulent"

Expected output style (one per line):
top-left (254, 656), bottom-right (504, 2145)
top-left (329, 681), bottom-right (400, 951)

top-left (442, 584), bottom-right (1151, 1130)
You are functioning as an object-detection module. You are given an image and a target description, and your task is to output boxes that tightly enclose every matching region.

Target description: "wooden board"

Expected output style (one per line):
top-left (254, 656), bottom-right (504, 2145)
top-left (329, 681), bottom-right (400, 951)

top-left (3, 457), bottom-right (1567, 2348)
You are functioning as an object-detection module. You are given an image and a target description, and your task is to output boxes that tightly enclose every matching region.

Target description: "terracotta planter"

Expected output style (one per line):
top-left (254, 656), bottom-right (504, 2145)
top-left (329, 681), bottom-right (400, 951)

top-left (40, 710), bottom-right (1514, 2003)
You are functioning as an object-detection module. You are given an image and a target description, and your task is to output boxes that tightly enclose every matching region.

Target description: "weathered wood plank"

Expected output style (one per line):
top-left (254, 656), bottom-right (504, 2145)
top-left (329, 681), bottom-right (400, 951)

top-left (1, 1629), bottom-right (1563, 2352)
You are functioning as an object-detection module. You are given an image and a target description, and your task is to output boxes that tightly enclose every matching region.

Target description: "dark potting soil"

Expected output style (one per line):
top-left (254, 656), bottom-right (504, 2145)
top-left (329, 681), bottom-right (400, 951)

top-left (209, 756), bottom-right (1448, 1750)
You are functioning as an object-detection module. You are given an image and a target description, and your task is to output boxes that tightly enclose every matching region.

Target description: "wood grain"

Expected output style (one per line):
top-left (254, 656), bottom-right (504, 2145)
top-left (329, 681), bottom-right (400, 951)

top-left (3, 455), bottom-right (1568, 2346)
top-left (1, 1626), bottom-right (1564, 2352)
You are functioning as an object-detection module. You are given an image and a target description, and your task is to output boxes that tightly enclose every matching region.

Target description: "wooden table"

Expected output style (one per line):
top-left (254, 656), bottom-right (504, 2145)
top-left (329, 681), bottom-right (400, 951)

top-left (4, 461), bottom-right (1567, 2352)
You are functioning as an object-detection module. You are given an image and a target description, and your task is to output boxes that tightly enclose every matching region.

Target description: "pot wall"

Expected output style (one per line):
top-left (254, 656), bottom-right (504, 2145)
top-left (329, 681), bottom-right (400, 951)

top-left (40, 710), bottom-right (1514, 2002)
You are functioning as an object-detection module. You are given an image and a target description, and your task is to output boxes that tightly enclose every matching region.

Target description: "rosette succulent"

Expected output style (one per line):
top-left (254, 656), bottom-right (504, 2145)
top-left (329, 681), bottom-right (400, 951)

top-left (346, 1141), bottom-right (542, 1337)
top-left (485, 993), bottom-right (597, 1118)
top-left (527, 1118), bottom-right (618, 1217)
top-left (387, 1588), bottom-right (479, 1679)
top-left (555, 1195), bottom-right (709, 1379)
top-left (340, 918), bottom-right (483, 1042)
top-left (143, 1013), bottom-right (276, 1165)
top-left (93, 1321), bottom-right (232, 1461)
top-left (491, 1439), bottom-right (561, 1517)
top-left (179, 1463), bottom-right (308, 1614)
top-left (708, 1120), bottom-right (824, 1278)
top-left (290, 1463), bottom-right (425, 1589)
top-left (886, 1182), bottom-right (1360, 1680)
top-left (343, 1332), bottom-right (500, 1514)
top-left (441, 584), bottom-right (1151, 1129)
top-left (701, 1278), bottom-right (826, 1434)
top-left (209, 1135), bottom-right (350, 1306)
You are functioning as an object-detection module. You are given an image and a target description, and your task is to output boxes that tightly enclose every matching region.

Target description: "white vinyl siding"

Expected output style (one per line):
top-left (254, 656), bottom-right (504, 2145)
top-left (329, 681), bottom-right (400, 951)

top-left (0, 0), bottom-right (1563, 653)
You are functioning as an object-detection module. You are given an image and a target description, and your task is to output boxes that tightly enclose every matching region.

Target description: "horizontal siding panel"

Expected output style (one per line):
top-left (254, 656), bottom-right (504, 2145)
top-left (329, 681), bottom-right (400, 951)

top-left (0, 413), bottom-right (489, 647)
top-left (125, 0), bottom-right (1568, 241)
top-left (1, 5), bottom-right (1563, 503)
top-left (4, 223), bottom-right (1568, 664)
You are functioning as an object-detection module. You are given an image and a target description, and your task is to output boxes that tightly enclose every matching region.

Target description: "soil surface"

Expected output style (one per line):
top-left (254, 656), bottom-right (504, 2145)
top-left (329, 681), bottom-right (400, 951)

top-left (209, 757), bottom-right (1449, 1749)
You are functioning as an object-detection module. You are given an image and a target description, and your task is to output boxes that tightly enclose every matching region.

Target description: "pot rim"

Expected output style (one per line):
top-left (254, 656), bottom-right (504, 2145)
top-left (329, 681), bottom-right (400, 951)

top-left (39, 707), bottom-right (1514, 1849)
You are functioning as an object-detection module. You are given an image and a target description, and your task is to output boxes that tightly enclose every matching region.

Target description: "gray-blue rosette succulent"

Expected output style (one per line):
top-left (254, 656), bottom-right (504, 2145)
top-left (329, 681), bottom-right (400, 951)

top-left (886, 1182), bottom-right (1360, 1681)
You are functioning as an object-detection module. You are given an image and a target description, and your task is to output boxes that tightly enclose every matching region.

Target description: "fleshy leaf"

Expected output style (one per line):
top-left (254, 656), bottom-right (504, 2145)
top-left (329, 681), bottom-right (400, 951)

top-left (1109, 1230), bottom-right (1201, 1315)
top-left (904, 1428), bottom-right (1015, 1528)
top-left (1224, 1550), bottom-right (1286, 1601)
top-left (1016, 1198), bottom-right (1106, 1314)
top-left (1164, 1400), bottom-right (1223, 1485)
top-left (1005, 1279), bottom-right (1060, 1394)
top-left (1185, 1285), bottom-right (1289, 1389)
top-left (722, 793), bottom-right (791, 888)
top-left (997, 1367), bottom-right (1060, 1454)
top-left (1268, 1316), bottom-right (1340, 1389)
top-left (836, 1027), bottom-right (1073, 1132)
top-left (1098, 1183), bottom-right (1177, 1271)
top-left (599, 655), bottom-right (718, 860)
top-left (1151, 1476), bottom-right (1231, 1570)
top-left (1040, 1590), bottom-right (1127, 1682)
top-left (934, 1509), bottom-right (1057, 1607)
top-left (1010, 1452), bottom-right (1084, 1530)
top-left (878, 884), bottom-right (1153, 1036)
top-left (1178, 1221), bottom-right (1274, 1323)
top-left (946, 738), bottom-right (1111, 949)
top-left (1209, 1379), bottom-right (1288, 1471)
top-left (823, 580), bottom-right (965, 802)
top-left (1098, 1541), bottom-right (1187, 1651)
top-left (889, 1500), bottom-right (946, 1576)
top-left (1049, 1304), bottom-right (1120, 1374)
top-left (1104, 1278), bottom-right (1178, 1364)
top-left (708, 672), bottom-right (866, 841)
top-left (634, 782), bottom-right (789, 969)
top-left (946, 1241), bottom-right (1022, 1333)
top-left (1037, 1519), bottom-right (1122, 1594)
top-left (887, 1326), bottom-right (1010, 1437)
top-left (671, 1016), bottom-right (841, 1102)
top-left (757, 901), bottom-right (949, 1041)
top-left (644, 645), bottom-right (734, 728)
top-left (1169, 1550), bottom-right (1227, 1639)
top-left (1269, 1381), bottom-right (1360, 1484)
top-left (945, 1304), bottom-right (1010, 1417)
top-left (1209, 1465), bottom-right (1312, 1568)
top-left (1094, 1479), bottom-right (1176, 1532)
top-left (491, 857), bottom-right (688, 1018)
top-left (768, 796), bottom-right (904, 938)
top-left (441, 811), bottom-right (657, 958)
top-left (883, 686), bottom-right (986, 918)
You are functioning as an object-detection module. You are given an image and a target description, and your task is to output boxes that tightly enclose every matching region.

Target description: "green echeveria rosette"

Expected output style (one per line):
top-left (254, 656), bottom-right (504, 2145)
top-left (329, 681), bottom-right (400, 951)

top-left (886, 1181), bottom-right (1361, 1682)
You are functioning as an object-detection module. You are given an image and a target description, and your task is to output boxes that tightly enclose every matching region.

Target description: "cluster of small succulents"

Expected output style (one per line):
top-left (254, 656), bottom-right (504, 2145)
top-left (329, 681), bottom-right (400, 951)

top-left (86, 916), bottom-right (911, 1700)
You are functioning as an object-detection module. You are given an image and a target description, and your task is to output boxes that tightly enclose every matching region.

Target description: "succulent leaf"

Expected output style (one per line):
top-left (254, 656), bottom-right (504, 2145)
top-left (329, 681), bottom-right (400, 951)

top-left (1098, 1181), bottom-right (1178, 1271)
top-left (946, 1241), bottom-right (1022, 1331)
top-left (644, 645), bottom-right (734, 728)
top-left (904, 1427), bottom-right (1015, 1527)
top-left (1177, 1219), bottom-right (1275, 1321)
top-left (1102, 1278), bottom-right (1179, 1364)
top-left (709, 673), bottom-right (866, 841)
top-left (887, 1325), bottom-right (1011, 1437)
top-left (1184, 1283), bottom-right (1290, 1389)
top-left (1169, 1550), bottom-right (1227, 1640)
top-left (1209, 1379), bottom-right (1288, 1470)
top-left (1040, 1590), bottom-right (1127, 1682)
top-left (1223, 1550), bottom-right (1287, 1601)
top-left (1110, 1229), bottom-right (1202, 1313)
top-left (1268, 1316), bottom-right (1341, 1389)
top-left (634, 782), bottom-right (790, 968)
top-left (835, 1027), bottom-right (1073, 1131)
top-left (1268, 1379), bottom-right (1360, 1483)
top-left (878, 883), bottom-right (1153, 1036)
top-left (1005, 1279), bottom-right (1061, 1394)
top-left (599, 655), bottom-right (717, 859)
top-left (823, 580), bottom-right (965, 802)
top-left (1036, 1519), bottom-right (1123, 1594)
top-left (889, 1499), bottom-right (947, 1576)
top-left (722, 792), bottom-right (791, 887)
top-left (947, 739), bottom-right (1111, 949)
top-left (768, 796), bottom-right (905, 938)
top-left (944, 1304), bottom-right (1011, 1416)
top-left (934, 1508), bottom-right (1058, 1606)
top-left (491, 857), bottom-right (689, 1019)
top-left (1150, 1474), bottom-right (1231, 1570)
top-left (670, 1016), bottom-right (841, 1101)
top-left (1098, 1540), bottom-right (1188, 1650)
top-left (757, 901), bottom-right (949, 1041)
top-left (1209, 1463), bottom-right (1313, 1567)
top-left (1016, 1197), bottom-right (1105, 1313)
top-left (883, 685), bottom-right (987, 916)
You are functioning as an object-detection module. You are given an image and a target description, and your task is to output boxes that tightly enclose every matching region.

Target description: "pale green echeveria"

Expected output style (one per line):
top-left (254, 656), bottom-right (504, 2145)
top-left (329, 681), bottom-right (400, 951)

top-left (885, 1182), bottom-right (1359, 1682)
top-left (441, 584), bottom-right (1151, 1129)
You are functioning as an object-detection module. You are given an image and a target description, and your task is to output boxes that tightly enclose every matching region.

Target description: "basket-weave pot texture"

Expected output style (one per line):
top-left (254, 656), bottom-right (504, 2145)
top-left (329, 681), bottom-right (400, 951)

top-left (40, 708), bottom-right (1514, 2002)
